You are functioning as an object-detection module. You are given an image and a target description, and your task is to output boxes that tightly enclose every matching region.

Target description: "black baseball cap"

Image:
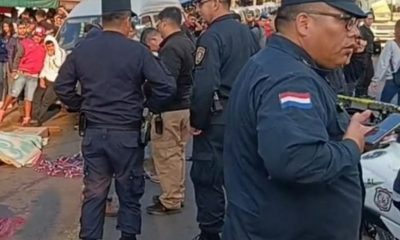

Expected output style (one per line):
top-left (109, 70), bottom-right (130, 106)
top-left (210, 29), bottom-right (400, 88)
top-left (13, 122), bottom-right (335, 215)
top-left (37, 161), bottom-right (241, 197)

top-left (102, 0), bottom-right (137, 16)
top-left (281, 0), bottom-right (367, 18)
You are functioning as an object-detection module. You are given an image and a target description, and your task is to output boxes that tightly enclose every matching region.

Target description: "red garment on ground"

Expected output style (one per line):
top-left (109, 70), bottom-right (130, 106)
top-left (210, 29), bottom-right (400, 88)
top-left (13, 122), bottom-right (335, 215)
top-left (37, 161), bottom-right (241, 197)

top-left (34, 154), bottom-right (83, 178)
top-left (0, 217), bottom-right (25, 239)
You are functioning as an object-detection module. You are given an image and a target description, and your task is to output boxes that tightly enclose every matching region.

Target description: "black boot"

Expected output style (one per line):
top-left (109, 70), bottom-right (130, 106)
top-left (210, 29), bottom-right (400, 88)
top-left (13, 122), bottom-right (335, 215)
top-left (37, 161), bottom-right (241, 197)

top-left (119, 233), bottom-right (136, 240)
top-left (193, 231), bottom-right (221, 240)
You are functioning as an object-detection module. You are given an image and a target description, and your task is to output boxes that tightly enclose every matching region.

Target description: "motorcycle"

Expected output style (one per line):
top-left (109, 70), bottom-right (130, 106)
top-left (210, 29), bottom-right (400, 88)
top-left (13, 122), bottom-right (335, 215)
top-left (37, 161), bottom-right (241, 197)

top-left (339, 95), bottom-right (400, 240)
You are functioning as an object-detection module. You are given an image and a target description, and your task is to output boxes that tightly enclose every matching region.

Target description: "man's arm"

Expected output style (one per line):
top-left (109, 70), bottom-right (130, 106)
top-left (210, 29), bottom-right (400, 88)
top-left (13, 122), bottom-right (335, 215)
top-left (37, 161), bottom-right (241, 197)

top-left (54, 52), bottom-right (83, 111)
top-left (372, 41), bottom-right (395, 83)
top-left (190, 33), bottom-right (221, 130)
top-left (11, 40), bottom-right (24, 71)
top-left (255, 75), bottom-right (361, 184)
top-left (142, 49), bottom-right (176, 113)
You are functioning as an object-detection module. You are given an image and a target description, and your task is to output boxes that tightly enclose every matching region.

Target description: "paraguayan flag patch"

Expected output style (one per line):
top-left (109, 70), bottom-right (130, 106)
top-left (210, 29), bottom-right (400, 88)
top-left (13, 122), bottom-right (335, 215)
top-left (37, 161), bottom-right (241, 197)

top-left (279, 92), bottom-right (312, 109)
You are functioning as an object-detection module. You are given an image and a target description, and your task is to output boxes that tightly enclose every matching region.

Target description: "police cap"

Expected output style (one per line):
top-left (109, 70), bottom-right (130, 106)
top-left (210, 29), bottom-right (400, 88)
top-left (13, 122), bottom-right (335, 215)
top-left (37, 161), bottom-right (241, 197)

top-left (102, 0), bottom-right (136, 16)
top-left (281, 0), bottom-right (366, 18)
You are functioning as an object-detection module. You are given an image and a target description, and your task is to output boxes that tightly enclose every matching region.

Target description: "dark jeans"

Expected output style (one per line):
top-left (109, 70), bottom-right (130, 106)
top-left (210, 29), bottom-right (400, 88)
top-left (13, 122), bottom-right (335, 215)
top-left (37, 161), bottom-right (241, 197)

top-left (380, 80), bottom-right (400, 105)
top-left (32, 80), bottom-right (57, 123)
top-left (355, 54), bottom-right (374, 97)
top-left (79, 128), bottom-right (145, 239)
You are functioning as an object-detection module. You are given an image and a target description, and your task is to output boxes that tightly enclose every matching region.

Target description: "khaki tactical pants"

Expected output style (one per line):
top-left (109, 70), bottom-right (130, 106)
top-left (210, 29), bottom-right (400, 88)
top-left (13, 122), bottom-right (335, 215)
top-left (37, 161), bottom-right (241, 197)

top-left (151, 109), bottom-right (190, 209)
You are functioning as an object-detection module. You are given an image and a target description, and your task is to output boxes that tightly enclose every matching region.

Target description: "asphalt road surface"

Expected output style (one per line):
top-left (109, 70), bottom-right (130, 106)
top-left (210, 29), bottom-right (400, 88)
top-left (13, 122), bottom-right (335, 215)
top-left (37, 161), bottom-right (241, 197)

top-left (0, 111), bottom-right (198, 240)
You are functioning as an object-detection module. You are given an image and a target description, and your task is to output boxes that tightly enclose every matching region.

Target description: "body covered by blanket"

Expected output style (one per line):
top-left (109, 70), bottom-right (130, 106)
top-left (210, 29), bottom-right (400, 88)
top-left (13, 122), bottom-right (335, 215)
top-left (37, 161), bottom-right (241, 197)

top-left (0, 132), bottom-right (43, 168)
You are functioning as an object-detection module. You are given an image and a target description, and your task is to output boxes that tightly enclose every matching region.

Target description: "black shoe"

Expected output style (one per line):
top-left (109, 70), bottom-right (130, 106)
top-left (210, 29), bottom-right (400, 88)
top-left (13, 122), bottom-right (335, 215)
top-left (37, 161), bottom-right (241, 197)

top-left (119, 233), bottom-right (136, 240)
top-left (146, 201), bottom-right (182, 215)
top-left (152, 195), bottom-right (185, 208)
top-left (193, 232), bottom-right (221, 240)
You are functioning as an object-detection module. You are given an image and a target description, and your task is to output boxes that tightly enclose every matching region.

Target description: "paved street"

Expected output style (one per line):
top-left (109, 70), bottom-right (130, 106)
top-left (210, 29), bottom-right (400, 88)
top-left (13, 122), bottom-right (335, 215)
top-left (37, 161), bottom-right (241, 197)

top-left (0, 111), bottom-right (198, 240)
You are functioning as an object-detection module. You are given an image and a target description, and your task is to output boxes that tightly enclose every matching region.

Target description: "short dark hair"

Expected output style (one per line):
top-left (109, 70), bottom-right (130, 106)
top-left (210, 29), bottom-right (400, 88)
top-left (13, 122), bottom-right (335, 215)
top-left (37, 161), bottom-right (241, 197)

top-left (275, 4), bottom-right (312, 32)
top-left (102, 10), bottom-right (131, 26)
top-left (45, 40), bottom-right (54, 45)
top-left (35, 9), bottom-right (46, 18)
top-left (17, 19), bottom-right (28, 26)
top-left (158, 7), bottom-right (182, 26)
top-left (395, 19), bottom-right (400, 31)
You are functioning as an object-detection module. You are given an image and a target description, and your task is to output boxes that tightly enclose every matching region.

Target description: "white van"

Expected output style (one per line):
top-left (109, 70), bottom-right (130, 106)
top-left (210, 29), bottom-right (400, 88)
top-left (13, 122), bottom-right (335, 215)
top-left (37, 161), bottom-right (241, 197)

top-left (139, 0), bottom-right (183, 27)
top-left (57, 0), bottom-right (182, 50)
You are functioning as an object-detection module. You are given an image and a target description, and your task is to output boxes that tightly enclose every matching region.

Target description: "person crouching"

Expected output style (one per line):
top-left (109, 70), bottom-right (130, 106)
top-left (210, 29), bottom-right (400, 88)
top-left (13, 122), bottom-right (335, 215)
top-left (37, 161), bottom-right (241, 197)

top-left (31, 35), bottom-right (66, 126)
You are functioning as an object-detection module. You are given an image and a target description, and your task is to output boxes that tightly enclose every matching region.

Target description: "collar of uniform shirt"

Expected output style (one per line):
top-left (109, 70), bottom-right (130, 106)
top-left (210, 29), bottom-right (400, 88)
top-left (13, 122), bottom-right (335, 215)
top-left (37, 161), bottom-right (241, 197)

top-left (270, 34), bottom-right (332, 77)
top-left (208, 13), bottom-right (236, 28)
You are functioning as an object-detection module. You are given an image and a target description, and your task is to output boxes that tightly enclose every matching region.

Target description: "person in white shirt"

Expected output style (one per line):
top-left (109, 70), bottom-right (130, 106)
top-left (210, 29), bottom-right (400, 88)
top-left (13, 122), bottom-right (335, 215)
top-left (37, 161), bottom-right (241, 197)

top-left (369, 20), bottom-right (400, 104)
top-left (32, 35), bottom-right (66, 126)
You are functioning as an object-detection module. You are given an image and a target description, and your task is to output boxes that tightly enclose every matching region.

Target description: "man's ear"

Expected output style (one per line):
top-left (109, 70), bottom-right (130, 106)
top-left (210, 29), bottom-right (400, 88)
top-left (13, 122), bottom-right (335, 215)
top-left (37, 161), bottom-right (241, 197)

top-left (295, 13), bottom-right (311, 37)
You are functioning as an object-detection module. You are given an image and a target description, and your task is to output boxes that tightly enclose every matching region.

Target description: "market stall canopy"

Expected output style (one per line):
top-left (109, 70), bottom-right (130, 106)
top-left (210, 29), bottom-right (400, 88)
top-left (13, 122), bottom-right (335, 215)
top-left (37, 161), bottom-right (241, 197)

top-left (0, 0), bottom-right (59, 8)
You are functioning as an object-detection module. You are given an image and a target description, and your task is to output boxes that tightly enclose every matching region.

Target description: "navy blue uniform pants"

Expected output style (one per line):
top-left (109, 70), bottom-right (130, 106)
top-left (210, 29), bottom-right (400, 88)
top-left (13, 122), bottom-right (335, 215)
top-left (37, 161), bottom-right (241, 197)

top-left (190, 125), bottom-right (225, 234)
top-left (79, 128), bottom-right (145, 240)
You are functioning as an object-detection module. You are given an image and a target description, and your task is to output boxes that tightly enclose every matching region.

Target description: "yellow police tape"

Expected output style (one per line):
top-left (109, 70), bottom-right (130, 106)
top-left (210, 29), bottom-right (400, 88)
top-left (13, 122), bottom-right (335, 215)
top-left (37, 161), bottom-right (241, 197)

top-left (337, 95), bottom-right (400, 113)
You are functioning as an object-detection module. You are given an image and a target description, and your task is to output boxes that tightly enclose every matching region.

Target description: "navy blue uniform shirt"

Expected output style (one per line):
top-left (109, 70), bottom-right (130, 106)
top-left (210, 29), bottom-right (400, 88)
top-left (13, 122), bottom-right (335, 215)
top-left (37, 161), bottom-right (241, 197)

top-left (55, 31), bottom-right (176, 126)
top-left (223, 35), bottom-right (362, 240)
top-left (190, 14), bottom-right (259, 129)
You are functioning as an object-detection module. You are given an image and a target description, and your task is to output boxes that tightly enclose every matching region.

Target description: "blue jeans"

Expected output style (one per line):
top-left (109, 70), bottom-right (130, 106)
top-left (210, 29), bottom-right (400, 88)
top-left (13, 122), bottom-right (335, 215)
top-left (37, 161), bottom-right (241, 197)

top-left (380, 80), bottom-right (400, 105)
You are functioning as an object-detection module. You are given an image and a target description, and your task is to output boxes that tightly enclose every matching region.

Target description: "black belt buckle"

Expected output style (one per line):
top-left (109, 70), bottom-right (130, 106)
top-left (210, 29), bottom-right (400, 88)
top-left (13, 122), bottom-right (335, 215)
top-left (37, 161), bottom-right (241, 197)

top-left (78, 112), bottom-right (86, 137)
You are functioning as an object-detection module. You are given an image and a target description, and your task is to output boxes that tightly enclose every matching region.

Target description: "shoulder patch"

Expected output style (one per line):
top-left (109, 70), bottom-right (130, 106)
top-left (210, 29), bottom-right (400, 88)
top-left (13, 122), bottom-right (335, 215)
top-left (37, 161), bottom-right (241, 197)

top-left (279, 92), bottom-right (312, 110)
top-left (195, 46), bottom-right (206, 66)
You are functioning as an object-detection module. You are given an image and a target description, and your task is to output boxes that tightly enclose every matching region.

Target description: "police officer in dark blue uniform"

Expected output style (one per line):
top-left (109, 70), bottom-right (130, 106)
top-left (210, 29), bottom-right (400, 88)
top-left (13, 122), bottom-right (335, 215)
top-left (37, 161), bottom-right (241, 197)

top-left (54, 0), bottom-right (176, 239)
top-left (223, 0), bottom-right (373, 239)
top-left (189, 0), bottom-right (259, 239)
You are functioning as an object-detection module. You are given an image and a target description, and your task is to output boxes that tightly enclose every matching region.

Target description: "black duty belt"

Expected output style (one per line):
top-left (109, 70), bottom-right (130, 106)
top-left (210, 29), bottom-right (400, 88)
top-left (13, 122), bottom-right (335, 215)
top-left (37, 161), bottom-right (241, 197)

top-left (86, 121), bottom-right (141, 131)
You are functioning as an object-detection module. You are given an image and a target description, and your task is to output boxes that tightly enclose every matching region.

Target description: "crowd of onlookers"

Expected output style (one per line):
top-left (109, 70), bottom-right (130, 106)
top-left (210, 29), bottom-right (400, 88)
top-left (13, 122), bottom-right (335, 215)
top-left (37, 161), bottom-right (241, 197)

top-left (0, 6), bottom-right (69, 126)
top-left (0, 4), bottom-right (277, 127)
top-left (1, 3), bottom-right (395, 130)
top-left (182, 5), bottom-right (275, 48)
